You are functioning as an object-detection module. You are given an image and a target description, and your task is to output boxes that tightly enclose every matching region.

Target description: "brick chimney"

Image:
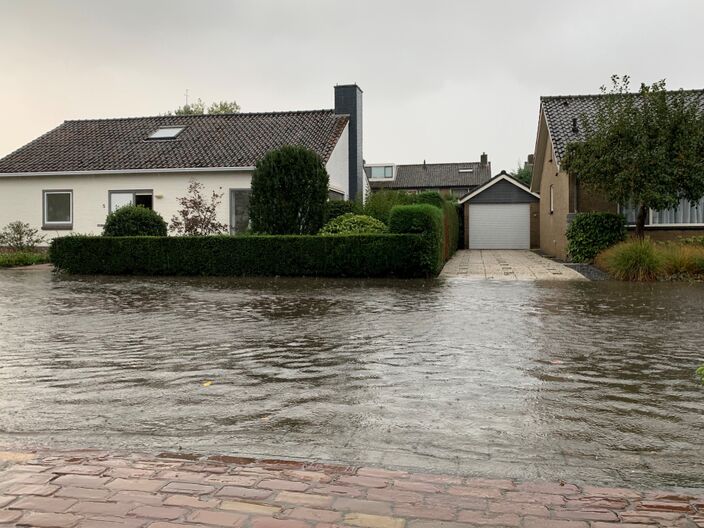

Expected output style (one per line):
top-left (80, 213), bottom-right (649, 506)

top-left (334, 85), bottom-right (363, 200)
top-left (480, 152), bottom-right (488, 166)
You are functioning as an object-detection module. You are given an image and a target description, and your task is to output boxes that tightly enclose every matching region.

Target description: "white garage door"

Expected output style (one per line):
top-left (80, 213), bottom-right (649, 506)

top-left (469, 203), bottom-right (530, 249)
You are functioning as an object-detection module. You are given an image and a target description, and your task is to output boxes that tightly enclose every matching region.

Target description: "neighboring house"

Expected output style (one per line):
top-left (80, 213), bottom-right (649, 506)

top-left (531, 90), bottom-right (704, 260)
top-left (458, 170), bottom-right (540, 249)
top-left (365, 154), bottom-right (492, 198)
top-left (0, 84), bottom-right (364, 240)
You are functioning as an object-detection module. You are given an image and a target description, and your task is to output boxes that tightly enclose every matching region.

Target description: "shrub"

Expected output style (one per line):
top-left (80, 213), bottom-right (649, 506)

top-left (698, 364), bottom-right (704, 385)
top-left (566, 212), bottom-right (626, 263)
top-left (0, 251), bottom-right (50, 268)
top-left (389, 204), bottom-right (445, 274)
top-left (679, 235), bottom-right (704, 246)
top-left (250, 145), bottom-right (329, 234)
top-left (659, 243), bottom-right (704, 276)
top-left (319, 214), bottom-right (386, 235)
top-left (50, 234), bottom-right (438, 278)
top-left (103, 206), bottom-right (167, 237)
top-left (325, 200), bottom-right (361, 222)
top-left (170, 179), bottom-right (228, 235)
top-left (595, 239), bottom-right (660, 281)
top-left (0, 221), bottom-right (46, 251)
top-left (364, 190), bottom-right (414, 223)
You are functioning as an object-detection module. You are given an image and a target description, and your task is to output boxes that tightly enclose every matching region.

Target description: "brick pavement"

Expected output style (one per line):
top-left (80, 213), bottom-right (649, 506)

top-left (0, 450), bottom-right (701, 527)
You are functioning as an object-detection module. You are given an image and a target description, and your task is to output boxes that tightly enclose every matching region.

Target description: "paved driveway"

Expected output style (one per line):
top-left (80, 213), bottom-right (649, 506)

top-left (441, 250), bottom-right (587, 281)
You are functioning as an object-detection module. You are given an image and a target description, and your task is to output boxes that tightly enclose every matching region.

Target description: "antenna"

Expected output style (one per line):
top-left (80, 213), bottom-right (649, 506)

top-left (185, 89), bottom-right (189, 106)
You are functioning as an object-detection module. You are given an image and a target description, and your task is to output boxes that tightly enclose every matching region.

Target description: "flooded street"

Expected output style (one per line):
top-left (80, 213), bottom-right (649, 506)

top-left (0, 270), bottom-right (702, 489)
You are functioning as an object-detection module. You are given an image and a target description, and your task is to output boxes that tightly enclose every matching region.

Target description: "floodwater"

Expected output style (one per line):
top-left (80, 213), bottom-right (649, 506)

top-left (0, 269), bottom-right (702, 489)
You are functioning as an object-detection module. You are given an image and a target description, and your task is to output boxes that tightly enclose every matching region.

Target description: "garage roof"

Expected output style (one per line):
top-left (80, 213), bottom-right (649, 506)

top-left (458, 171), bottom-right (539, 204)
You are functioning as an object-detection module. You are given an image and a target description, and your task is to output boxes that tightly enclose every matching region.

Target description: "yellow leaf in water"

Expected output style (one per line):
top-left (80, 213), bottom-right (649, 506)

top-left (202, 380), bottom-right (213, 387)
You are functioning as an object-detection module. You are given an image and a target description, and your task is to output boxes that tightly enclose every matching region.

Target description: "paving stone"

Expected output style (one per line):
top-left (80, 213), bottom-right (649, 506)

top-left (258, 479), bottom-right (309, 492)
top-left (9, 494), bottom-right (77, 512)
top-left (187, 509), bottom-right (247, 526)
top-left (394, 502), bottom-right (455, 520)
top-left (338, 475), bottom-right (389, 488)
top-left (70, 500), bottom-right (137, 516)
top-left (106, 478), bottom-right (167, 492)
top-left (314, 483), bottom-right (365, 497)
top-left (392, 480), bottom-right (440, 494)
top-left (523, 519), bottom-right (589, 528)
top-left (343, 512), bottom-right (405, 528)
top-left (77, 517), bottom-right (146, 528)
top-left (129, 505), bottom-right (187, 520)
top-left (553, 509), bottom-right (619, 521)
top-left (638, 500), bottom-right (695, 512)
top-left (0, 494), bottom-right (16, 507)
top-left (250, 518), bottom-right (309, 528)
top-left (160, 480), bottom-right (215, 495)
top-left (54, 474), bottom-right (112, 488)
top-left (56, 485), bottom-right (113, 500)
top-left (0, 510), bottom-right (22, 523)
top-left (53, 465), bottom-right (107, 475)
top-left (447, 485), bottom-right (502, 499)
top-left (275, 490), bottom-right (333, 508)
top-left (333, 497), bottom-right (394, 515)
top-left (287, 506), bottom-right (342, 522)
top-left (216, 485), bottom-right (273, 500)
top-left (456, 510), bottom-right (521, 526)
top-left (220, 500), bottom-right (281, 514)
top-left (7, 483), bottom-right (59, 496)
top-left (203, 474), bottom-right (258, 486)
top-left (358, 468), bottom-right (409, 480)
top-left (163, 493), bottom-right (219, 508)
top-left (17, 511), bottom-right (81, 527)
top-left (111, 490), bottom-right (165, 505)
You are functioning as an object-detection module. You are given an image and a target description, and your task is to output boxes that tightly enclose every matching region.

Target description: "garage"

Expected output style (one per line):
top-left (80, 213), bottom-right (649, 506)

top-left (459, 171), bottom-right (540, 249)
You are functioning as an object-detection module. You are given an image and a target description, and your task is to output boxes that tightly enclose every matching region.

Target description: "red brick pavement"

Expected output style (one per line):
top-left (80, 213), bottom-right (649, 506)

top-left (0, 449), bottom-right (701, 527)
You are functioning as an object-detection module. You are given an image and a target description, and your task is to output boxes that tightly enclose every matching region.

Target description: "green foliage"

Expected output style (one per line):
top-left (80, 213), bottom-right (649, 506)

top-left (325, 200), bottom-right (361, 222)
top-left (389, 204), bottom-right (445, 274)
top-left (0, 251), bottom-right (49, 268)
top-left (250, 146), bottom-right (329, 234)
top-left (679, 235), bottom-right (704, 246)
top-left (103, 206), bottom-right (167, 237)
top-left (0, 221), bottom-right (46, 251)
top-left (363, 190), bottom-right (414, 223)
top-left (562, 75), bottom-right (704, 238)
top-left (170, 179), bottom-right (228, 235)
top-left (566, 212), bottom-right (626, 262)
top-left (50, 234), bottom-right (439, 278)
top-left (659, 243), bottom-right (704, 276)
top-left (596, 239), bottom-right (660, 281)
top-left (697, 364), bottom-right (704, 385)
top-left (319, 214), bottom-right (386, 235)
top-left (165, 98), bottom-right (240, 115)
top-left (512, 164), bottom-right (533, 187)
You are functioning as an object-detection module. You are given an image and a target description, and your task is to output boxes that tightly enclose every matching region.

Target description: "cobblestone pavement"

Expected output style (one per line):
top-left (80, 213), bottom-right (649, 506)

top-left (0, 450), bottom-right (701, 527)
top-left (441, 250), bottom-right (587, 281)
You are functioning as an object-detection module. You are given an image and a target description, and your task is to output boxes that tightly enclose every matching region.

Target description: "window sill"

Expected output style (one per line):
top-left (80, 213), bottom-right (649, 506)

top-left (626, 225), bottom-right (704, 230)
top-left (42, 225), bottom-right (73, 231)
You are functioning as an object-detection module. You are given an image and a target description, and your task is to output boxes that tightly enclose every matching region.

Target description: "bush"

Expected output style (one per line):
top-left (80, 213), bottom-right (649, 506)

top-left (659, 243), bottom-right (704, 276)
top-left (566, 212), bottom-right (626, 262)
top-left (319, 214), bottom-right (386, 235)
top-left (103, 206), bottom-right (167, 237)
top-left (325, 200), bottom-right (361, 223)
top-left (50, 234), bottom-right (438, 278)
top-left (596, 239), bottom-right (660, 281)
top-left (0, 221), bottom-right (46, 251)
top-left (0, 251), bottom-right (50, 268)
top-left (389, 204), bottom-right (445, 275)
top-left (250, 145), bottom-right (329, 234)
top-left (170, 179), bottom-right (228, 235)
top-left (364, 190), bottom-right (415, 223)
top-left (679, 235), bottom-right (704, 246)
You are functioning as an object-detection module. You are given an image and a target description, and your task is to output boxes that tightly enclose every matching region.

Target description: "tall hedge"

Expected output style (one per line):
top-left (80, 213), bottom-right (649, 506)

top-left (249, 145), bottom-right (329, 234)
top-left (50, 233), bottom-right (438, 278)
top-left (566, 212), bottom-right (627, 262)
top-left (388, 204), bottom-right (445, 275)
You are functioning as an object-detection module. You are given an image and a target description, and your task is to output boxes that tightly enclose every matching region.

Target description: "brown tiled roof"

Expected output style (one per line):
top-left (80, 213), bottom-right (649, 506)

top-left (542, 90), bottom-right (704, 165)
top-left (0, 110), bottom-right (349, 174)
top-left (368, 162), bottom-right (492, 190)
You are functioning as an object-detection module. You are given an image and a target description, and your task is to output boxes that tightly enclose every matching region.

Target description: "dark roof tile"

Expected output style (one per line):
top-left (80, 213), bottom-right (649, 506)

top-left (368, 162), bottom-right (491, 189)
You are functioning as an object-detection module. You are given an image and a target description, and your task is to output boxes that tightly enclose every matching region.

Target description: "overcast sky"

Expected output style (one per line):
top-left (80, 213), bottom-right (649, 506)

top-left (1, 0), bottom-right (703, 174)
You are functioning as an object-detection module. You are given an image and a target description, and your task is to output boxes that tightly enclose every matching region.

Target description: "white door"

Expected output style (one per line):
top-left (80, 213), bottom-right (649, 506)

top-left (469, 203), bottom-right (530, 249)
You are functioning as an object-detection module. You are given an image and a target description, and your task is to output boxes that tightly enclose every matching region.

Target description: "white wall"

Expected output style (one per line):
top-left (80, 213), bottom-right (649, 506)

top-left (324, 123), bottom-right (349, 198)
top-left (0, 171), bottom-right (252, 241)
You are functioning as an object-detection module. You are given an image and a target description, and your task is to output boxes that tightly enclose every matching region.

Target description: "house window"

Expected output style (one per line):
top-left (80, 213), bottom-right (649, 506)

top-left (148, 126), bottom-right (185, 140)
top-left (370, 166), bottom-right (393, 179)
top-left (230, 189), bottom-right (252, 234)
top-left (621, 198), bottom-right (704, 226)
top-left (43, 190), bottom-right (73, 229)
top-left (109, 190), bottom-right (153, 213)
top-left (549, 185), bottom-right (554, 214)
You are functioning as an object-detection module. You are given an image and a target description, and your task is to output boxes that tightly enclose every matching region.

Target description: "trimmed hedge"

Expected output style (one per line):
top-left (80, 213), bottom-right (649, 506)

top-left (319, 214), bottom-right (386, 235)
top-left (566, 212), bottom-right (626, 263)
top-left (388, 204), bottom-right (445, 275)
top-left (103, 205), bottom-right (167, 237)
top-left (50, 233), bottom-right (438, 278)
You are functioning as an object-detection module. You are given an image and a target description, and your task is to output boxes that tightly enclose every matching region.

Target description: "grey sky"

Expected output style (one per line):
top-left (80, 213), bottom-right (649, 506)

top-left (1, 0), bottom-right (703, 174)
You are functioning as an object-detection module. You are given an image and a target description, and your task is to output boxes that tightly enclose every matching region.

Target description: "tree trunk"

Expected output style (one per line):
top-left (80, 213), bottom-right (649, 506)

top-left (635, 204), bottom-right (648, 240)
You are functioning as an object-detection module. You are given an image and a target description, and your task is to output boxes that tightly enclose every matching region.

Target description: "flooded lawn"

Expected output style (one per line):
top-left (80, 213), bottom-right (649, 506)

top-left (0, 270), bottom-right (702, 489)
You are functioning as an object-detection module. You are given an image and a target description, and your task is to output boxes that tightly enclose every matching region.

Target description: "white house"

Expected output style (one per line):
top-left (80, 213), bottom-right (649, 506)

top-left (0, 85), bottom-right (365, 240)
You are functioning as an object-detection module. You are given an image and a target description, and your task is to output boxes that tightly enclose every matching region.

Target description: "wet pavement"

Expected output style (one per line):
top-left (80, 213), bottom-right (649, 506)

top-left (0, 449), bottom-right (702, 527)
top-left (440, 250), bottom-right (587, 280)
top-left (0, 270), bottom-right (703, 490)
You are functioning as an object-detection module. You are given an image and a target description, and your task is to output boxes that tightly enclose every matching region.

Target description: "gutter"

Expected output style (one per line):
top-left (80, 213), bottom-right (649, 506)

top-left (0, 166), bottom-right (256, 178)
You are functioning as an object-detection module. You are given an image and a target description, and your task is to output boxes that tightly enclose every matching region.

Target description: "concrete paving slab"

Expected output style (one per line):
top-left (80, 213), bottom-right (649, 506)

top-left (441, 250), bottom-right (587, 281)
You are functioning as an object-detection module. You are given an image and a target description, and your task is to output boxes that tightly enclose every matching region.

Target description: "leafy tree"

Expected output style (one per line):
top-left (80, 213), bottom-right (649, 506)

top-left (165, 98), bottom-right (240, 116)
top-left (249, 145), bottom-right (329, 234)
top-left (512, 163), bottom-right (532, 187)
top-left (103, 206), bottom-right (167, 237)
top-left (0, 221), bottom-right (45, 251)
top-left (170, 179), bottom-right (228, 235)
top-left (562, 75), bottom-right (704, 239)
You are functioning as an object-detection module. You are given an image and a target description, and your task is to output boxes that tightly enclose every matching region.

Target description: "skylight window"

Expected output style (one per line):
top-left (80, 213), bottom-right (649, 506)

top-left (458, 168), bottom-right (474, 173)
top-left (148, 126), bottom-right (185, 140)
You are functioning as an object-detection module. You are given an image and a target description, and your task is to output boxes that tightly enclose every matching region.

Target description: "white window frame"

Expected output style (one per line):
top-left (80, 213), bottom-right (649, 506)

top-left (619, 201), bottom-right (704, 228)
top-left (367, 164), bottom-right (395, 180)
top-left (108, 189), bottom-right (154, 213)
top-left (43, 190), bottom-right (73, 229)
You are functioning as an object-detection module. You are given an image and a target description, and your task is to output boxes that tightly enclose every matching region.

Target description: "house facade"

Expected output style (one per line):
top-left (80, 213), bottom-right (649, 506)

top-left (531, 91), bottom-right (704, 260)
top-left (365, 154), bottom-right (491, 198)
top-left (0, 85), bottom-right (364, 240)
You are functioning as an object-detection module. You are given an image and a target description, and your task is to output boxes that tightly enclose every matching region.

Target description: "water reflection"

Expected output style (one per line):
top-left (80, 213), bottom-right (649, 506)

top-left (0, 271), bottom-right (702, 488)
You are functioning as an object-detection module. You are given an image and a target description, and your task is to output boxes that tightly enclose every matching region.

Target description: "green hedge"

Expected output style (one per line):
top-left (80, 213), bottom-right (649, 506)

top-left (0, 251), bottom-right (50, 268)
top-left (388, 204), bottom-right (445, 275)
top-left (50, 233), bottom-right (437, 278)
top-left (566, 212), bottom-right (626, 262)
